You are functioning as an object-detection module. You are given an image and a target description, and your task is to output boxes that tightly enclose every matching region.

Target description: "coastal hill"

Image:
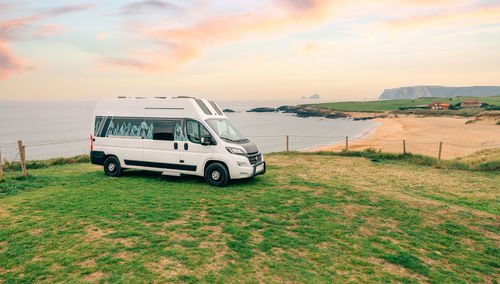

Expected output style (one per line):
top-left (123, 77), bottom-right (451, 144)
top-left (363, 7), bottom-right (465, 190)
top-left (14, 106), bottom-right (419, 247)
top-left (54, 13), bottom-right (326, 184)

top-left (380, 86), bottom-right (500, 99)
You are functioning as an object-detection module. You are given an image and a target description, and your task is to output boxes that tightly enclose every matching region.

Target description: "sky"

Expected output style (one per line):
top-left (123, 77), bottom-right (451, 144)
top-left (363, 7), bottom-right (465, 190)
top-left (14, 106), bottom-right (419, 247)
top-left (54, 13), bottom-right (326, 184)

top-left (0, 0), bottom-right (499, 101)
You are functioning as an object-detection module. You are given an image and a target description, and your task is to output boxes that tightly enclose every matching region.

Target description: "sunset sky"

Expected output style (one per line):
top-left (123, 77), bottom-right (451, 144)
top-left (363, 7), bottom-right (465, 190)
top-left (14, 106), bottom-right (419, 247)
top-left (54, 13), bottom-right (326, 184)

top-left (1, 0), bottom-right (499, 100)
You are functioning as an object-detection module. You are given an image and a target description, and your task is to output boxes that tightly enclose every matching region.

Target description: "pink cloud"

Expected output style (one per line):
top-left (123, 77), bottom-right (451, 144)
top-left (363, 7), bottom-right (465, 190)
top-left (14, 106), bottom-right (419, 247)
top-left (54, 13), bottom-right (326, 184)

top-left (96, 33), bottom-right (111, 40)
top-left (97, 57), bottom-right (158, 70)
top-left (381, 5), bottom-right (500, 31)
top-left (101, 0), bottom-right (341, 71)
top-left (0, 4), bottom-right (92, 80)
top-left (0, 42), bottom-right (24, 79)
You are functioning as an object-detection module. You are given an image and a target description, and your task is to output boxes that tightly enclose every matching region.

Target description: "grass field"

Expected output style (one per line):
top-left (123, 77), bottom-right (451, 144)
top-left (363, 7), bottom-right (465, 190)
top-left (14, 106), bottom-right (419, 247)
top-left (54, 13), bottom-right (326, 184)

top-left (1, 153), bottom-right (499, 282)
top-left (311, 96), bottom-right (500, 112)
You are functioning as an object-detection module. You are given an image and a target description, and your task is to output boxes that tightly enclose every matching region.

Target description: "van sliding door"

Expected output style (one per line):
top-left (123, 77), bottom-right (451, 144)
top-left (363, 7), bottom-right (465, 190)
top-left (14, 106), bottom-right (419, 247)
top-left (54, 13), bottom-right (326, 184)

top-left (142, 117), bottom-right (183, 171)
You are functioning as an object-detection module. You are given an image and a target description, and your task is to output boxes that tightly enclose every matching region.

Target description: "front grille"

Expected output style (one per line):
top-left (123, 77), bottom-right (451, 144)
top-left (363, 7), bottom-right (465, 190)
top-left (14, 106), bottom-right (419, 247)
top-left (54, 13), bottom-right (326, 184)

top-left (247, 154), bottom-right (262, 165)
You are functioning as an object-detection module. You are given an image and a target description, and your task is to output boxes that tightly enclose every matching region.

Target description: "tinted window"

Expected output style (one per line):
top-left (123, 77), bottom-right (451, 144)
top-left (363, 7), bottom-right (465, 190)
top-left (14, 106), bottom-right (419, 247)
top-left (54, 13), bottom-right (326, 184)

top-left (186, 120), bottom-right (200, 143)
top-left (195, 99), bottom-right (212, 115)
top-left (94, 116), bottom-right (104, 136)
top-left (186, 120), bottom-right (212, 144)
top-left (106, 117), bottom-right (147, 138)
top-left (146, 119), bottom-right (183, 141)
top-left (209, 101), bottom-right (223, 115)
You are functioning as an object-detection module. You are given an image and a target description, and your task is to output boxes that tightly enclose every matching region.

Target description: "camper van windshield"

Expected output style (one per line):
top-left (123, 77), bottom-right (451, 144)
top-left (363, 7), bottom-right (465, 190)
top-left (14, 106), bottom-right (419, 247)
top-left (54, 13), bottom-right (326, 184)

top-left (206, 119), bottom-right (248, 143)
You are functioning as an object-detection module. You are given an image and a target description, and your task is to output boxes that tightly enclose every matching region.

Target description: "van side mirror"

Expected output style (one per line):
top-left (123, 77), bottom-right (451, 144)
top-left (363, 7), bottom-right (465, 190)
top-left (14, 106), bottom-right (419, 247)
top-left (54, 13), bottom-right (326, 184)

top-left (201, 136), bottom-right (212, 146)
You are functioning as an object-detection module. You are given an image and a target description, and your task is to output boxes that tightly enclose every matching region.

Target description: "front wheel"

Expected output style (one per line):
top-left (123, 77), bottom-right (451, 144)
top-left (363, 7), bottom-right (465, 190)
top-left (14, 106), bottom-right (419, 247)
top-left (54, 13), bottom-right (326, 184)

top-left (204, 163), bottom-right (229, 187)
top-left (103, 156), bottom-right (122, 177)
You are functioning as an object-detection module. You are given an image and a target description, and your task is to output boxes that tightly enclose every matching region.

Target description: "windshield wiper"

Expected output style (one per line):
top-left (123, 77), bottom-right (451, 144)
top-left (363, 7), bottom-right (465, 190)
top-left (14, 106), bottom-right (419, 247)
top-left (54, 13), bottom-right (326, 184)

top-left (220, 137), bottom-right (237, 142)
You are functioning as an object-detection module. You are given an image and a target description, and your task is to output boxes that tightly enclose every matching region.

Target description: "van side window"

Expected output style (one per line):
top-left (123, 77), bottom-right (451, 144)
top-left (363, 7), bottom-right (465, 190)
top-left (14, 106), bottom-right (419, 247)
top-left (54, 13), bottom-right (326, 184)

top-left (186, 120), bottom-right (211, 144)
top-left (106, 117), bottom-right (146, 138)
top-left (186, 120), bottom-right (200, 143)
top-left (146, 119), bottom-right (181, 141)
top-left (94, 116), bottom-right (104, 136)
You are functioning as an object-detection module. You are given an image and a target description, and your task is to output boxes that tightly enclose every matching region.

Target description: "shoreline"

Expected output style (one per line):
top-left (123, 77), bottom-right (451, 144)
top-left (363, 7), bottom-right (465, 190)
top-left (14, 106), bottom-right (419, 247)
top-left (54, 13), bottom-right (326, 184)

top-left (309, 113), bottom-right (500, 159)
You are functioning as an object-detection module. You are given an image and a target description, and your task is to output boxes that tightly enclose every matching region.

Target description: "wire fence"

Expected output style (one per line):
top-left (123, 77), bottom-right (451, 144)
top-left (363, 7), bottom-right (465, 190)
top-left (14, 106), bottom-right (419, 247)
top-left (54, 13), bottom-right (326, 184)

top-left (246, 135), bottom-right (500, 161)
top-left (0, 139), bottom-right (89, 163)
top-left (0, 136), bottom-right (499, 165)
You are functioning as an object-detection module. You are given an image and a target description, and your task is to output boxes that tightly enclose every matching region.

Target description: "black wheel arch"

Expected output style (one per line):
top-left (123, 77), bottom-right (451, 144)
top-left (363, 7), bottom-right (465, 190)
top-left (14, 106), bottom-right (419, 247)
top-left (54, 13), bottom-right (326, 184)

top-left (204, 160), bottom-right (230, 179)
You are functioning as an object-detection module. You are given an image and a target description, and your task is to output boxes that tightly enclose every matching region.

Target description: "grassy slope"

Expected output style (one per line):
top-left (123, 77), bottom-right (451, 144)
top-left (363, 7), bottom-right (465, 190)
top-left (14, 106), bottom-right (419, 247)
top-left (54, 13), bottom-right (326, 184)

top-left (453, 148), bottom-right (500, 168)
top-left (312, 96), bottom-right (500, 112)
top-left (0, 154), bottom-right (499, 283)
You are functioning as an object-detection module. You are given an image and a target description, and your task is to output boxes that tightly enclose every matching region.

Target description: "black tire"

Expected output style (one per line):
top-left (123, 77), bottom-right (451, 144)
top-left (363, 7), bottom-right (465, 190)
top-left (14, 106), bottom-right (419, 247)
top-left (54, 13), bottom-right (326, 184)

top-left (103, 156), bottom-right (122, 177)
top-left (204, 163), bottom-right (229, 187)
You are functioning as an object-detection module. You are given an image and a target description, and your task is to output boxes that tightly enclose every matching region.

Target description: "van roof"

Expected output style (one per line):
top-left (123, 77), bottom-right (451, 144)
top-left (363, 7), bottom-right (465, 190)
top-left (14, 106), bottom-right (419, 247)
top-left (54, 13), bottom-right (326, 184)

top-left (94, 97), bottom-right (227, 120)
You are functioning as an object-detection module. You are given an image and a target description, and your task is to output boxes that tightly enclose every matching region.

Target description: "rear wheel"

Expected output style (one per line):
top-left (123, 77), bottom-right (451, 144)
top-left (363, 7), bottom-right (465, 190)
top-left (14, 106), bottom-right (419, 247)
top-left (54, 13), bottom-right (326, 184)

top-left (205, 163), bottom-right (229, 187)
top-left (103, 156), bottom-right (122, 177)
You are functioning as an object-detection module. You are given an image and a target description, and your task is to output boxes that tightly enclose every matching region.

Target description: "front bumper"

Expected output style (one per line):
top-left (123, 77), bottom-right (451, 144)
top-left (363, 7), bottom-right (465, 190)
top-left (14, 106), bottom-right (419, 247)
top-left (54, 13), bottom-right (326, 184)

top-left (252, 161), bottom-right (266, 177)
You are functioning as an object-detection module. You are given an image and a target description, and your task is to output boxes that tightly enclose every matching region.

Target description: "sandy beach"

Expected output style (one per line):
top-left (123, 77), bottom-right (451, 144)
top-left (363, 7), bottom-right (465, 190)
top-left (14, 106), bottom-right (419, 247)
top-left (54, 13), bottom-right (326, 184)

top-left (313, 113), bottom-right (500, 159)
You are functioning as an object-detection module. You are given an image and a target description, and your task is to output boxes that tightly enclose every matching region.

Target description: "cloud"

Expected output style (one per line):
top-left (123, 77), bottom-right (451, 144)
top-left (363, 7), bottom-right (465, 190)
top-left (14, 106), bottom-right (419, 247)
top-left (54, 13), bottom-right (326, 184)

top-left (120, 0), bottom-right (179, 15)
top-left (102, 0), bottom-right (340, 71)
top-left (98, 57), bottom-right (158, 70)
top-left (381, 5), bottom-right (500, 32)
top-left (96, 33), bottom-right (111, 40)
top-left (0, 3), bottom-right (92, 80)
top-left (0, 42), bottom-right (24, 79)
top-left (46, 4), bottom-right (94, 17)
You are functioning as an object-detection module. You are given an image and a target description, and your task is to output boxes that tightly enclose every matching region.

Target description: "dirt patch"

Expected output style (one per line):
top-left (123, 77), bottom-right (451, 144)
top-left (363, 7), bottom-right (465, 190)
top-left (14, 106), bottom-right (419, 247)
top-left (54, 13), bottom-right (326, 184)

top-left (358, 226), bottom-right (374, 237)
top-left (147, 257), bottom-right (193, 279)
top-left (82, 271), bottom-right (106, 283)
top-left (0, 241), bottom-right (7, 253)
top-left (368, 257), bottom-right (428, 281)
top-left (170, 232), bottom-right (195, 242)
top-left (112, 238), bottom-right (135, 248)
top-left (28, 228), bottom-right (43, 236)
top-left (114, 251), bottom-right (135, 261)
top-left (342, 204), bottom-right (371, 219)
top-left (0, 207), bottom-right (11, 217)
top-left (164, 219), bottom-right (187, 226)
top-left (84, 226), bottom-right (113, 242)
top-left (79, 259), bottom-right (96, 268)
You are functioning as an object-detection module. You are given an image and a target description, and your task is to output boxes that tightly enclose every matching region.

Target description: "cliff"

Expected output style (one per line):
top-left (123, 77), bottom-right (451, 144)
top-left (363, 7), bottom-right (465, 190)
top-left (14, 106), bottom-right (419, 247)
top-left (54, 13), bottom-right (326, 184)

top-left (379, 86), bottom-right (500, 99)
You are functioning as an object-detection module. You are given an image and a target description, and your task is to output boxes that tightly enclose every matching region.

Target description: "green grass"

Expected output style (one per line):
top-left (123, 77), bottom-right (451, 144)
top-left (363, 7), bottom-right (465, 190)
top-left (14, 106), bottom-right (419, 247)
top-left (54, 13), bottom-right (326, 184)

top-left (452, 148), bottom-right (500, 171)
top-left (1, 155), bottom-right (90, 172)
top-left (311, 96), bottom-right (500, 112)
top-left (0, 153), bottom-right (499, 282)
top-left (313, 148), bottom-right (500, 172)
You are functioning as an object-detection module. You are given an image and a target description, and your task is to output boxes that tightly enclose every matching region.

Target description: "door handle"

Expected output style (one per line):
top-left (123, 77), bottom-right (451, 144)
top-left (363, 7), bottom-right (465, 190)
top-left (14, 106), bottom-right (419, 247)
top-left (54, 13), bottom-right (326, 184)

top-left (174, 142), bottom-right (178, 150)
top-left (184, 143), bottom-right (188, 150)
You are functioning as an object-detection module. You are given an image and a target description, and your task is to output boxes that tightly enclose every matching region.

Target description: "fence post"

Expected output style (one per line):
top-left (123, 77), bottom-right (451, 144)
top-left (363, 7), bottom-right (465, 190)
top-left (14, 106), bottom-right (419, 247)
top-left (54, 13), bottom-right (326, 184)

top-left (0, 147), bottom-right (3, 178)
top-left (345, 136), bottom-right (349, 153)
top-left (403, 139), bottom-right (406, 155)
top-left (286, 135), bottom-right (289, 152)
top-left (437, 142), bottom-right (443, 167)
top-left (18, 140), bottom-right (27, 176)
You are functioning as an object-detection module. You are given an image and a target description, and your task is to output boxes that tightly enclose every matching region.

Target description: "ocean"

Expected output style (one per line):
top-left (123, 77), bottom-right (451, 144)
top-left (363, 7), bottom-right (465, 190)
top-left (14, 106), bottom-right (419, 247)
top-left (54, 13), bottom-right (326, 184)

top-left (0, 100), bottom-right (379, 160)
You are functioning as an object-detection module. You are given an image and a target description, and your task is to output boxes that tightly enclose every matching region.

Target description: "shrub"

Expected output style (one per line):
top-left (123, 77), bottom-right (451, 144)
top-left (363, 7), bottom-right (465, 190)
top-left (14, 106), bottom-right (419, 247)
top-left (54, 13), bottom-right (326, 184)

top-left (2, 155), bottom-right (91, 172)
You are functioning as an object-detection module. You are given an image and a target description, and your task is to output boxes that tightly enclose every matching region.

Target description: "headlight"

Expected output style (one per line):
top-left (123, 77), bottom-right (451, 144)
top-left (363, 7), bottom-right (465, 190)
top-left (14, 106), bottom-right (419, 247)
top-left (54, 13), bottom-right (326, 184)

top-left (226, 147), bottom-right (247, 155)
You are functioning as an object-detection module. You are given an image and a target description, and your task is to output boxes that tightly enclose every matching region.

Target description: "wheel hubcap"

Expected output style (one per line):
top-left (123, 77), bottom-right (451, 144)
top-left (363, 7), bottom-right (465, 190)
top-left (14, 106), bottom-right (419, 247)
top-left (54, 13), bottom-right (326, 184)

top-left (108, 163), bottom-right (116, 172)
top-left (211, 170), bottom-right (221, 181)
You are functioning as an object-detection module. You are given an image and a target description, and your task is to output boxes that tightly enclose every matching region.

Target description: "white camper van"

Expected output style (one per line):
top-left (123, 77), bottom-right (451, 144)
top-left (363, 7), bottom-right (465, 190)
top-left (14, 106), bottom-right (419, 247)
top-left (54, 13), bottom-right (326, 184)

top-left (90, 97), bottom-right (265, 187)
